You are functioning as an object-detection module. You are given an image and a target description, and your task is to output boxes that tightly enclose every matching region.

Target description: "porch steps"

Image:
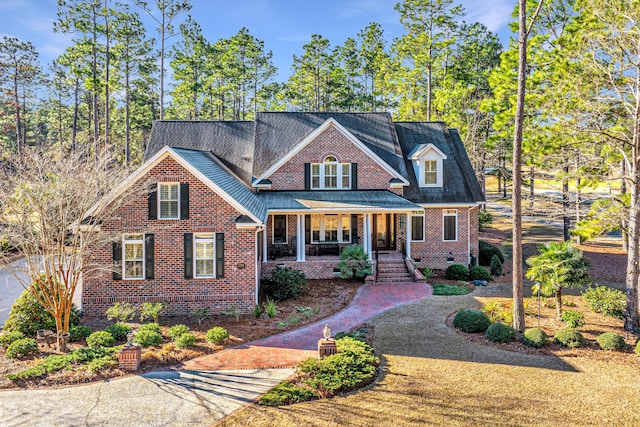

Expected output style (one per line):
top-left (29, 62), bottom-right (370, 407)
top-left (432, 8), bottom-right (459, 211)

top-left (376, 257), bottom-right (413, 283)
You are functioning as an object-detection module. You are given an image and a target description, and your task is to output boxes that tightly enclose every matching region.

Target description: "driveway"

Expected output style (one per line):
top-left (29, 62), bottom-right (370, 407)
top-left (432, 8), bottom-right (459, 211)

top-left (0, 259), bottom-right (29, 328)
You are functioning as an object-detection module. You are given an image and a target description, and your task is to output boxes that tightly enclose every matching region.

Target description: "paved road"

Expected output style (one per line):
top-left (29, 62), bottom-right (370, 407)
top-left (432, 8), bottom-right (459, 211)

top-left (0, 259), bottom-right (29, 328)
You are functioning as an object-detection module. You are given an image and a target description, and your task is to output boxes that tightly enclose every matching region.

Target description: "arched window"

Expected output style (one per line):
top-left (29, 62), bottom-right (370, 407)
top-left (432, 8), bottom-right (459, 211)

top-left (310, 156), bottom-right (351, 189)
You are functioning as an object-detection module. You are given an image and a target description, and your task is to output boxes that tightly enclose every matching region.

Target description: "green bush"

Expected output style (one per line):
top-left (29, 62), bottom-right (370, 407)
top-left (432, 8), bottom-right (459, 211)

top-left (561, 310), bottom-right (585, 328)
top-left (68, 325), bottom-right (92, 342)
top-left (485, 323), bottom-right (516, 343)
top-left (445, 264), bottom-right (469, 280)
top-left (139, 302), bottom-right (167, 323)
top-left (337, 245), bottom-right (372, 281)
top-left (259, 381), bottom-right (319, 406)
top-left (105, 302), bottom-right (137, 322)
top-left (253, 304), bottom-right (263, 318)
top-left (479, 240), bottom-right (504, 265)
top-left (266, 266), bottom-right (307, 301)
top-left (432, 283), bottom-right (470, 296)
top-left (138, 322), bottom-right (161, 334)
top-left (490, 255), bottom-right (503, 276)
top-left (167, 324), bottom-right (190, 341)
top-left (581, 286), bottom-right (625, 318)
top-left (104, 323), bottom-right (131, 342)
top-left (86, 331), bottom-right (115, 348)
top-left (481, 301), bottom-right (512, 324)
top-left (469, 266), bottom-right (492, 281)
top-left (206, 327), bottom-right (229, 344)
top-left (554, 327), bottom-right (584, 348)
top-left (8, 347), bottom-right (119, 381)
top-left (523, 328), bottom-right (549, 347)
top-left (478, 209), bottom-right (493, 230)
top-left (133, 329), bottom-right (162, 347)
top-left (263, 298), bottom-right (278, 318)
top-left (4, 286), bottom-right (80, 337)
top-left (0, 331), bottom-right (25, 348)
top-left (6, 338), bottom-right (38, 359)
top-left (597, 332), bottom-right (627, 351)
top-left (174, 332), bottom-right (197, 348)
top-left (422, 267), bottom-right (431, 279)
top-left (635, 340), bottom-right (640, 355)
top-left (452, 308), bottom-right (491, 333)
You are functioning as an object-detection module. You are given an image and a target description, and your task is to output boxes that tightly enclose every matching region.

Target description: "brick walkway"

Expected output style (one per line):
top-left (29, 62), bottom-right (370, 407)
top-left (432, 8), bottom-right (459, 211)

top-left (182, 282), bottom-right (433, 371)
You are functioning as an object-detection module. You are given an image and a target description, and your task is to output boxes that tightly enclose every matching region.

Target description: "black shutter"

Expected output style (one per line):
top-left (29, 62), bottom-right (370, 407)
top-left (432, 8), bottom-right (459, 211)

top-left (180, 182), bottom-right (189, 219)
top-left (148, 183), bottom-right (157, 220)
top-left (305, 215), bottom-right (311, 243)
top-left (351, 214), bottom-right (358, 243)
top-left (112, 241), bottom-right (122, 280)
top-left (304, 163), bottom-right (311, 190)
top-left (184, 233), bottom-right (193, 279)
top-left (351, 163), bottom-right (358, 189)
top-left (144, 233), bottom-right (154, 280)
top-left (215, 233), bottom-right (225, 278)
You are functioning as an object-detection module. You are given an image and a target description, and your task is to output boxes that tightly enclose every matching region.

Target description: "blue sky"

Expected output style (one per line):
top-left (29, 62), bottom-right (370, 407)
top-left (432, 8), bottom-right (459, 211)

top-left (0, 0), bottom-right (515, 79)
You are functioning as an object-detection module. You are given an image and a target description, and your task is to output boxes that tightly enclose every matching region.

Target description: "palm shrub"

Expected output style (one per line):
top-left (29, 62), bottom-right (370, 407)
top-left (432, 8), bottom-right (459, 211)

top-left (337, 245), bottom-right (372, 281)
top-left (526, 241), bottom-right (591, 319)
top-left (523, 328), bottom-right (549, 347)
top-left (445, 264), bottom-right (469, 280)
top-left (206, 327), bottom-right (229, 344)
top-left (469, 266), bottom-right (491, 281)
top-left (581, 286), bottom-right (625, 318)
top-left (597, 332), bottom-right (627, 351)
top-left (452, 308), bottom-right (491, 333)
top-left (490, 255), bottom-right (503, 276)
top-left (479, 240), bottom-right (503, 265)
top-left (554, 327), bottom-right (584, 348)
top-left (267, 266), bottom-right (307, 301)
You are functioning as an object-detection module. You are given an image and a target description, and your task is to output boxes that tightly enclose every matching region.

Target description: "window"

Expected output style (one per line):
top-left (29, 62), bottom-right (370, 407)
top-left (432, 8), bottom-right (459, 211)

top-left (424, 160), bottom-right (437, 185)
top-left (159, 183), bottom-right (179, 219)
top-left (311, 214), bottom-right (351, 243)
top-left (443, 209), bottom-right (457, 241)
top-left (310, 156), bottom-right (351, 190)
top-left (411, 213), bottom-right (424, 241)
top-left (273, 215), bottom-right (287, 244)
top-left (194, 234), bottom-right (215, 278)
top-left (124, 234), bottom-right (144, 279)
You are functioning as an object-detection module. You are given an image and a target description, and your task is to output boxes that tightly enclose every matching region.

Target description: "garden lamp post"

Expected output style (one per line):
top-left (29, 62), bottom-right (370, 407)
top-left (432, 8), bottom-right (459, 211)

top-left (536, 281), bottom-right (541, 328)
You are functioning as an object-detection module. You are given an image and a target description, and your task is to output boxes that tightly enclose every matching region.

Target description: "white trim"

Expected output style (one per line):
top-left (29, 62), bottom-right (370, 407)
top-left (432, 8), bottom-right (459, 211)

top-left (193, 233), bottom-right (215, 278)
top-left (253, 118), bottom-right (409, 186)
top-left (418, 203), bottom-right (479, 208)
top-left (409, 143), bottom-right (446, 160)
top-left (310, 214), bottom-right (351, 243)
top-left (123, 234), bottom-right (145, 280)
top-left (272, 214), bottom-right (288, 244)
top-left (84, 146), bottom-right (265, 226)
top-left (410, 143), bottom-right (447, 188)
top-left (296, 214), bottom-right (305, 262)
top-left (310, 157), bottom-right (352, 190)
top-left (158, 182), bottom-right (180, 220)
top-left (405, 213), bottom-right (411, 259)
top-left (410, 212), bottom-right (425, 242)
top-left (443, 209), bottom-right (458, 242)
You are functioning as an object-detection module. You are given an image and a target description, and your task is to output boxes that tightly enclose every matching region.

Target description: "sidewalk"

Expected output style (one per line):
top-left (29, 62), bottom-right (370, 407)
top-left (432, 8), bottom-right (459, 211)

top-left (0, 282), bottom-right (432, 427)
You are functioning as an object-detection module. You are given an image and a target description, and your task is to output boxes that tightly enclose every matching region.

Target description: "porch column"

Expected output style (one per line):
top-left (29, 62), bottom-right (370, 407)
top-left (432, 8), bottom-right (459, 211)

top-left (296, 214), bottom-right (305, 262)
top-left (262, 221), bottom-right (268, 263)
top-left (406, 213), bottom-right (411, 260)
top-left (363, 213), bottom-right (372, 260)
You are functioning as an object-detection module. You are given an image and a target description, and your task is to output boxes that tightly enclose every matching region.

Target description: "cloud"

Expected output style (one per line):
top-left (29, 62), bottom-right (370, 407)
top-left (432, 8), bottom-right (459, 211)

top-left (463, 0), bottom-right (514, 32)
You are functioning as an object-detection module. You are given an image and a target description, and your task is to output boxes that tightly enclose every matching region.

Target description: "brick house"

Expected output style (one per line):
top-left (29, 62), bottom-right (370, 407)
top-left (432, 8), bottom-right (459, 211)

top-left (81, 112), bottom-right (484, 316)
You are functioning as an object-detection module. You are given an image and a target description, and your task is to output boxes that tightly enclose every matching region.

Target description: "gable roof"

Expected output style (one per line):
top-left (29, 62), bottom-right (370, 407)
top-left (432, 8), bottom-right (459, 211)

top-left (395, 122), bottom-right (484, 205)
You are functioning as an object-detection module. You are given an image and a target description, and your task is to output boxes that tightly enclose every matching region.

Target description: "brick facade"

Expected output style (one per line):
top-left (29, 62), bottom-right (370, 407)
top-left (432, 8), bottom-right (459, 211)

top-left (82, 156), bottom-right (257, 317)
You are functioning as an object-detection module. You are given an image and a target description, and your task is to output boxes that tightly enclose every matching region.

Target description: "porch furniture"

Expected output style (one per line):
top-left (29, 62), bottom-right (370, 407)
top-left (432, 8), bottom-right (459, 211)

top-left (318, 243), bottom-right (340, 256)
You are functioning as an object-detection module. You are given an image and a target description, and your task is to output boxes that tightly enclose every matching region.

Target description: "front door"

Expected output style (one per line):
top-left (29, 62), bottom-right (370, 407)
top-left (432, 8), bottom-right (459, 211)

top-left (373, 213), bottom-right (395, 251)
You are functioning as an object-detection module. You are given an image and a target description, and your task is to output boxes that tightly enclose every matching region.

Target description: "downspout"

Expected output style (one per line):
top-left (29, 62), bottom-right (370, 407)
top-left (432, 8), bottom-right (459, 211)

top-left (468, 207), bottom-right (472, 266)
top-left (255, 226), bottom-right (264, 306)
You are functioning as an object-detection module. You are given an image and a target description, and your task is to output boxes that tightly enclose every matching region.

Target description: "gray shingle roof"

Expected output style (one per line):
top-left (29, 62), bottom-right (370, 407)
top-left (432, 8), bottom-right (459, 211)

top-left (395, 122), bottom-right (484, 204)
top-left (145, 121), bottom-right (255, 184)
top-left (259, 190), bottom-right (420, 211)
top-left (172, 147), bottom-right (267, 223)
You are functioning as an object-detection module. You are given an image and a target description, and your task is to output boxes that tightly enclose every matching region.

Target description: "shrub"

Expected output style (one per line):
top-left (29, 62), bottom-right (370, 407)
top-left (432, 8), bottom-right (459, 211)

top-left (134, 329), bottom-right (162, 347)
top-left (422, 267), bottom-right (432, 279)
top-left (253, 304), bottom-right (263, 318)
top-left (138, 322), bottom-right (161, 334)
top-left (105, 302), bottom-right (137, 322)
top-left (478, 209), bottom-right (493, 230)
top-left (86, 331), bottom-right (115, 348)
top-left (337, 245), bottom-right (372, 281)
top-left (259, 381), bottom-right (319, 406)
top-left (486, 323), bottom-right (516, 343)
top-left (267, 266), bottom-right (307, 301)
top-left (479, 240), bottom-right (504, 265)
top-left (68, 325), bottom-right (92, 342)
top-left (191, 307), bottom-right (211, 326)
top-left (174, 332), bottom-right (197, 348)
top-left (582, 286), bottom-right (625, 318)
top-left (6, 338), bottom-right (38, 359)
top-left (554, 328), bottom-right (584, 348)
top-left (481, 301), bottom-right (512, 324)
top-left (139, 302), bottom-right (167, 323)
top-left (523, 328), bottom-right (549, 347)
top-left (104, 323), bottom-right (131, 342)
top-left (490, 255), bottom-right (503, 276)
top-left (167, 324), bottom-right (190, 341)
top-left (0, 331), bottom-right (25, 348)
top-left (635, 340), bottom-right (640, 355)
top-left (432, 283), bottom-right (470, 296)
top-left (445, 264), bottom-right (469, 280)
top-left (452, 308), bottom-right (491, 333)
top-left (561, 310), bottom-right (585, 328)
top-left (597, 332), bottom-right (627, 351)
top-left (264, 298), bottom-right (278, 318)
top-left (469, 266), bottom-right (491, 281)
top-left (206, 327), bottom-right (229, 344)
top-left (4, 286), bottom-right (80, 337)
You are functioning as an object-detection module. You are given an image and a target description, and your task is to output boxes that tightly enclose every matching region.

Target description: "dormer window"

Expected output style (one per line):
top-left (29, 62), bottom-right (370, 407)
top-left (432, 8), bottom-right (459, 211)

top-left (311, 156), bottom-right (351, 190)
top-left (409, 144), bottom-right (447, 188)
